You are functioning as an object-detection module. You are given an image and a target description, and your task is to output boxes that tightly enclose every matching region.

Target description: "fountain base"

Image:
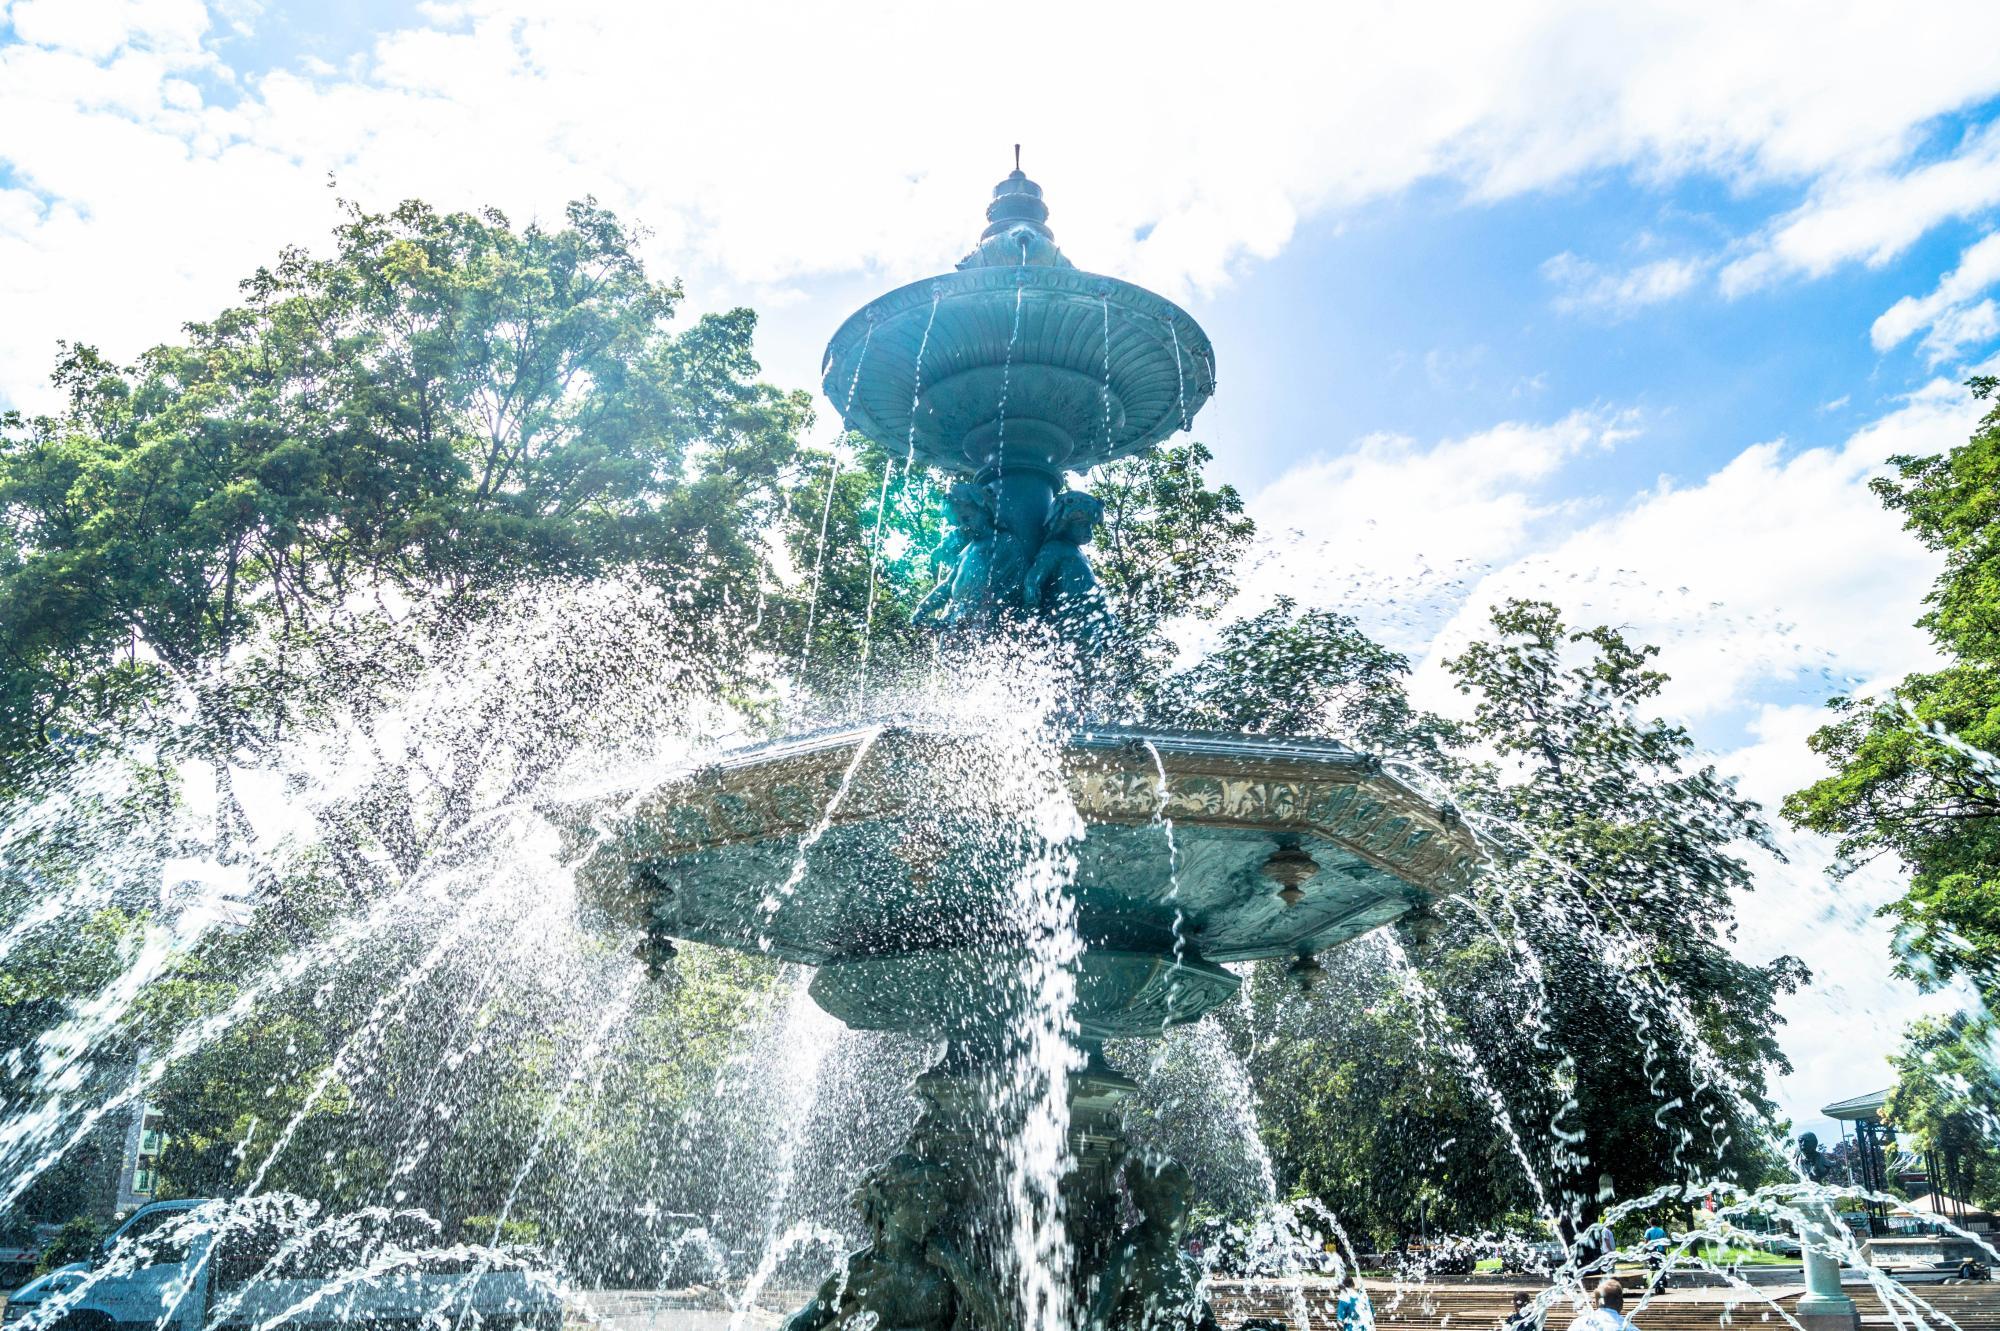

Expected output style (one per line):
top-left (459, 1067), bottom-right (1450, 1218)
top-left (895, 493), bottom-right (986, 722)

top-left (779, 1042), bottom-right (1214, 1331)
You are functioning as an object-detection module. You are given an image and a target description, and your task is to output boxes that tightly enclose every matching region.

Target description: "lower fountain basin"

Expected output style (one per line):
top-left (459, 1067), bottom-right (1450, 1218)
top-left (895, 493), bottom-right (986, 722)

top-left (577, 723), bottom-right (1479, 1036)
top-left (809, 947), bottom-right (1240, 1042)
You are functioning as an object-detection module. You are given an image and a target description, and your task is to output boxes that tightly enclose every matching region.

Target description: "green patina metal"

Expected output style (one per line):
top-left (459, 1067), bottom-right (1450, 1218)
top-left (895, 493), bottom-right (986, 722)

top-left (592, 156), bottom-right (1480, 1331)
top-left (821, 159), bottom-right (1213, 637)
top-left (584, 723), bottom-right (1472, 1039)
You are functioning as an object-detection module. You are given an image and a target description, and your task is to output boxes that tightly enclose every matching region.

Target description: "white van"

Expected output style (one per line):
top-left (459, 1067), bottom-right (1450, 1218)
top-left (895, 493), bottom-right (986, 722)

top-left (9, 1199), bottom-right (562, 1331)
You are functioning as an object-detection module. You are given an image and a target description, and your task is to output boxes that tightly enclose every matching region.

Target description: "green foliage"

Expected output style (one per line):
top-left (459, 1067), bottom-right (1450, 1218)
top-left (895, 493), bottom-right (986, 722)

top-left (0, 908), bottom-right (150, 1226)
top-left (1090, 442), bottom-right (1255, 708)
top-left (1393, 600), bottom-right (1802, 1227)
top-left (765, 441), bottom-right (940, 712)
top-left (1885, 1013), bottom-right (2000, 1210)
top-left (39, 1215), bottom-right (106, 1271)
top-left (0, 197), bottom-right (807, 790)
top-left (458, 1215), bottom-right (542, 1246)
top-left (1240, 961), bottom-right (1523, 1247)
top-left (1449, 599), bottom-right (1777, 940)
top-left (1782, 378), bottom-right (2000, 1192)
top-left (1154, 596), bottom-right (1458, 759)
top-left (1785, 377), bottom-right (2000, 999)
top-left (1150, 595), bottom-right (1805, 1241)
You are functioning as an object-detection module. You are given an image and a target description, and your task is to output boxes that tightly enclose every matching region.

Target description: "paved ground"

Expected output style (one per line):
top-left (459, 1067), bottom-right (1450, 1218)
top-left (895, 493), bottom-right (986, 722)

top-left (568, 1276), bottom-right (2000, 1331)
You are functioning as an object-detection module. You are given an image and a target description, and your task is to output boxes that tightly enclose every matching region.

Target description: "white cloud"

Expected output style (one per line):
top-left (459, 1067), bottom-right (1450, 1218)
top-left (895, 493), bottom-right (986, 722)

top-left (9, 1), bottom-right (2000, 406)
top-left (1542, 250), bottom-right (1705, 316)
top-left (1723, 122), bottom-right (2000, 296)
top-left (1871, 228), bottom-right (2000, 354)
top-left (1404, 373), bottom-right (1970, 721)
top-left (2, 0), bottom-right (210, 60)
top-left (1920, 297), bottom-right (2000, 364)
top-left (1239, 410), bottom-right (1633, 647)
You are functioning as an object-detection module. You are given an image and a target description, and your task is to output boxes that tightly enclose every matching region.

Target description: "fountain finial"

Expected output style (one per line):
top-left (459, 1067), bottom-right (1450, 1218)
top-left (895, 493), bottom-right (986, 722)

top-left (959, 149), bottom-right (1066, 269)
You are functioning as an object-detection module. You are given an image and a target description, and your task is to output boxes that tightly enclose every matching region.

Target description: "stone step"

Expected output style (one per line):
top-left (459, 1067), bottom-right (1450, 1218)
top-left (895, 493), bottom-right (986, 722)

top-left (1208, 1281), bottom-right (2000, 1331)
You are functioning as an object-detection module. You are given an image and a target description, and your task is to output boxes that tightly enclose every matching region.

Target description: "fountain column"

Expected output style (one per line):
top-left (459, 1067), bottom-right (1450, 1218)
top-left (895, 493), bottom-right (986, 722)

top-left (1796, 1206), bottom-right (1860, 1331)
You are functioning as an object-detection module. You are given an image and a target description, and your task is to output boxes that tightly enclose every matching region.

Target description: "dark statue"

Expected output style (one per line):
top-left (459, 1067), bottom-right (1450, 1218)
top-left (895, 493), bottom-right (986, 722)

top-left (1085, 1159), bottom-right (1212, 1331)
top-left (916, 481), bottom-right (998, 625)
top-left (781, 1152), bottom-right (1004, 1331)
top-left (916, 479), bottom-right (1107, 643)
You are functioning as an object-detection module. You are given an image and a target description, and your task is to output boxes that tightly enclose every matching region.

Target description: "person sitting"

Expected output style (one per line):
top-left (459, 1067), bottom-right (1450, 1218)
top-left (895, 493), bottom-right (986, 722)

top-left (1570, 1279), bottom-right (1632, 1331)
top-left (914, 481), bottom-right (996, 626)
top-left (1022, 490), bottom-right (1110, 646)
top-left (1499, 1291), bottom-right (1543, 1331)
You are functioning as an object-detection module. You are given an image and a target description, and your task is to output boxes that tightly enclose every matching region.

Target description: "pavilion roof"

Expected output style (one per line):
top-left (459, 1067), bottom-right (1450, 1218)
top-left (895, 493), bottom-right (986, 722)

top-left (1823, 1088), bottom-right (1891, 1121)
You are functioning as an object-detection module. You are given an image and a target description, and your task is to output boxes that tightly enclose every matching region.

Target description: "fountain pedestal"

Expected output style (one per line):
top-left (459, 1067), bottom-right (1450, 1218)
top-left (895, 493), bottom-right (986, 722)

top-left (1796, 1210), bottom-right (1860, 1331)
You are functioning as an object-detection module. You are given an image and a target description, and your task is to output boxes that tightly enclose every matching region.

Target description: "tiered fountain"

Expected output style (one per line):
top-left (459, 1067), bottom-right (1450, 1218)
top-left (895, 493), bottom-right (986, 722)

top-left (581, 156), bottom-right (1481, 1331)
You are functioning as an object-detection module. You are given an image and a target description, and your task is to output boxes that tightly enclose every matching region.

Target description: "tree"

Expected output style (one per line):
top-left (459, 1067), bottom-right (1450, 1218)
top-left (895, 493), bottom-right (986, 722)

top-left (1153, 596), bottom-right (1458, 760)
top-left (763, 439), bottom-right (942, 717)
top-left (1785, 376), bottom-right (2000, 1002)
top-left (0, 908), bottom-right (149, 1225)
top-left (0, 195), bottom-right (812, 1246)
top-left (0, 198), bottom-right (808, 796)
top-left (1429, 600), bottom-right (1804, 1228)
top-left (1235, 945), bottom-right (1528, 1249)
top-left (1088, 442), bottom-right (1255, 712)
top-left (1885, 1014), bottom-right (2000, 1211)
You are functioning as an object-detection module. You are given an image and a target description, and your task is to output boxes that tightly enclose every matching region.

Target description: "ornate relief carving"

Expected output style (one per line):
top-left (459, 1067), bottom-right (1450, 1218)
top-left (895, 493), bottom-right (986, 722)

top-left (582, 726), bottom-right (1483, 928)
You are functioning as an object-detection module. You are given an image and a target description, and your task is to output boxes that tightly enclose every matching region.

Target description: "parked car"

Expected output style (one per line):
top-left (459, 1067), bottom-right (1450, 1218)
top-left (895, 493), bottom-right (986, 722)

top-left (4, 1199), bottom-right (562, 1331)
top-left (1497, 1236), bottom-right (1567, 1274)
top-left (2, 1266), bottom-right (88, 1323)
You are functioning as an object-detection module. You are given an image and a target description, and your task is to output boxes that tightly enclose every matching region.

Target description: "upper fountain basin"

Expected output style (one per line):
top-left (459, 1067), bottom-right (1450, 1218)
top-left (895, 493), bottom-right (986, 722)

top-left (820, 265), bottom-right (1216, 478)
top-left (577, 723), bottom-right (1479, 1040)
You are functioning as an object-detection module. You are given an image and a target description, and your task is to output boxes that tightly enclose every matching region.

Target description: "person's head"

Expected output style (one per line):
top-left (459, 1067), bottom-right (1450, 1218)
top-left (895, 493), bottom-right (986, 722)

top-left (1595, 1279), bottom-right (1625, 1313)
top-left (1340, 1275), bottom-right (1355, 1290)
top-left (1513, 1293), bottom-right (1531, 1311)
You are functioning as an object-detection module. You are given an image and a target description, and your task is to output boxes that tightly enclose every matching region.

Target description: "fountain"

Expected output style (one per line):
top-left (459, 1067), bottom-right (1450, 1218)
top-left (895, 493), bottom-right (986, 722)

top-left (578, 157), bottom-right (1482, 1331)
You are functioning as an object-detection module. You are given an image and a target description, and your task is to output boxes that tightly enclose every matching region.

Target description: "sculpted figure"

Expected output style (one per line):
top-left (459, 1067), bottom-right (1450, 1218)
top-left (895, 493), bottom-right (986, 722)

top-left (1085, 1159), bottom-right (1211, 1331)
top-left (782, 1153), bottom-right (997, 1331)
top-left (1023, 491), bottom-right (1109, 644)
top-left (915, 482), bottom-right (997, 627)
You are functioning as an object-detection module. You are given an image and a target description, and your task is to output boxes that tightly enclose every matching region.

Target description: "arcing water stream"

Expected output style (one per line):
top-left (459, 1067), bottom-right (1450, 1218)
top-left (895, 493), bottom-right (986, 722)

top-left (0, 561), bottom-right (1993, 1331)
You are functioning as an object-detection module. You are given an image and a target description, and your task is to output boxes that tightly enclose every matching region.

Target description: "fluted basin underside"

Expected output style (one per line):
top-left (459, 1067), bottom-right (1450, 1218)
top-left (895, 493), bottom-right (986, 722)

top-left (581, 724), bottom-right (1479, 1039)
top-left (821, 266), bottom-right (1217, 476)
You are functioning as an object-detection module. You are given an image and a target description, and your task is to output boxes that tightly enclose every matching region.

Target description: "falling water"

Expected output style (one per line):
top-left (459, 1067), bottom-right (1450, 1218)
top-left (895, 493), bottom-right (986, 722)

top-left (854, 290), bottom-right (943, 712)
top-left (756, 725), bottom-right (884, 943)
top-left (1139, 740), bottom-right (1190, 978)
top-left (995, 278), bottom-right (1027, 480)
top-left (1100, 294), bottom-right (1114, 449)
top-left (1168, 318), bottom-right (1189, 434)
top-left (800, 454), bottom-right (845, 667)
top-left (801, 320), bottom-right (876, 667)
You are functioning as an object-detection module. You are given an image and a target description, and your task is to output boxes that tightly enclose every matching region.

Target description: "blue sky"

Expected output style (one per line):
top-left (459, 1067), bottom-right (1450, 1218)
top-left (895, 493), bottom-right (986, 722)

top-left (6, 0), bottom-right (2000, 1136)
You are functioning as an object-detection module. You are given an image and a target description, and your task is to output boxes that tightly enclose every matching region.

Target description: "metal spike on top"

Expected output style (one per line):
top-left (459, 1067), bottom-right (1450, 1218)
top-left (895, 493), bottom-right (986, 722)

top-left (979, 145), bottom-right (1054, 247)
